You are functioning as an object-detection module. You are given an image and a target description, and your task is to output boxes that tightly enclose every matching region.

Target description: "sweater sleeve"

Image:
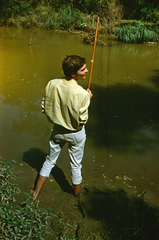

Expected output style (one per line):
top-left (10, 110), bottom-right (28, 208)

top-left (79, 92), bottom-right (90, 125)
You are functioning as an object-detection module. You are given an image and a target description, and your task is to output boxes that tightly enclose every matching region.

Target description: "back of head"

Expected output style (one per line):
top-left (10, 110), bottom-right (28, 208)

top-left (62, 55), bottom-right (86, 80)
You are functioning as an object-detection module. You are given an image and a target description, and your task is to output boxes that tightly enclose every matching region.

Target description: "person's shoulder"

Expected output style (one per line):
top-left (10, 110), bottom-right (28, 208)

top-left (77, 84), bottom-right (88, 94)
top-left (46, 79), bottom-right (63, 87)
top-left (48, 79), bottom-right (63, 84)
top-left (75, 85), bottom-right (89, 101)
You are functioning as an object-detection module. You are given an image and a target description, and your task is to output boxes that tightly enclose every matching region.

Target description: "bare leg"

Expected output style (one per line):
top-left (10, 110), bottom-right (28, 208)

top-left (31, 175), bottom-right (47, 200)
top-left (73, 184), bottom-right (81, 197)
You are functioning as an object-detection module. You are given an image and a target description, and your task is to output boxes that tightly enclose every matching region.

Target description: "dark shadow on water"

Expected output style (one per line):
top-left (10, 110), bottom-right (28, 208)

top-left (87, 82), bottom-right (159, 152)
top-left (81, 187), bottom-right (159, 240)
top-left (149, 70), bottom-right (159, 86)
top-left (23, 148), bottom-right (73, 194)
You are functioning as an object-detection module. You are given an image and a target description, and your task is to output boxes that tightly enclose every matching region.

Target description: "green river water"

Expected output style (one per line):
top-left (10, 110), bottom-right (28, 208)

top-left (0, 27), bottom-right (159, 207)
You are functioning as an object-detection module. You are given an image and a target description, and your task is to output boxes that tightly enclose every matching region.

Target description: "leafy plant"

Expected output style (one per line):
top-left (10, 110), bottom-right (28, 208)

top-left (119, 0), bottom-right (159, 21)
top-left (0, 161), bottom-right (53, 240)
top-left (45, 16), bottom-right (58, 29)
top-left (61, 237), bottom-right (76, 240)
top-left (74, 0), bottom-right (99, 14)
top-left (138, 0), bottom-right (159, 21)
top-left (0, 161), bottom-right (20, 206)
top-left (116, 22), bottom-right (159, 43)
top-left (59, 6), bottom-right (84, 29)
top-left (44, 8), bottom-right (59, 29)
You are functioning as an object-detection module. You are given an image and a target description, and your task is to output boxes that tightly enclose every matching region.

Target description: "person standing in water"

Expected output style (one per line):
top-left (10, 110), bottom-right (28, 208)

top-left (32, 55), bottom-right (93, 200)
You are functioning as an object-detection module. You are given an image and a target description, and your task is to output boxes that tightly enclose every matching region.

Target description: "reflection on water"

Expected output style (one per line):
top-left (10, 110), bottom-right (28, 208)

top-left (0, 27), bottom-right (159, 204)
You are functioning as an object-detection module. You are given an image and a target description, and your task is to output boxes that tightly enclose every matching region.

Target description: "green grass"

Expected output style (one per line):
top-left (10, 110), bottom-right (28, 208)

top-left (6, 5), bottom-right (86, 30)
top-left (0, 161), bottom-right (53, 240)
top-left (116, 21), bottom-right (159, 43)
top-left (59, 6), bottom-right (85, 30)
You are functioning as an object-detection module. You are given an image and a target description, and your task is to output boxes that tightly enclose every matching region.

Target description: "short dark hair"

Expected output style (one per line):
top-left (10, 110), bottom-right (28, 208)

top-left (62, 55), bottom-right (86, 80)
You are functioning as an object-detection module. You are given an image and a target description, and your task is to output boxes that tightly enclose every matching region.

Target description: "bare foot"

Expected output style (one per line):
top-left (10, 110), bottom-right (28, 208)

top-left (30, 190), bottom-right (38, 200)
top-left (30, 176), bottom-right (47, 201)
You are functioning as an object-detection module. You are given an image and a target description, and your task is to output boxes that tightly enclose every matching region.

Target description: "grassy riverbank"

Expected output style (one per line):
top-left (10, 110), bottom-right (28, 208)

top-left (0, 1), bottom-right (159, 43)
top-left (0, 3), bottom-right (122, 36)
top-left (0, 161), bottom-right (53, 239)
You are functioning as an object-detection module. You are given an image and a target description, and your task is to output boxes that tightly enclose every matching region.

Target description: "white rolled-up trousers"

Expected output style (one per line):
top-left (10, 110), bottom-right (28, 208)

top-left (40, 125), bottom-right (86, 185)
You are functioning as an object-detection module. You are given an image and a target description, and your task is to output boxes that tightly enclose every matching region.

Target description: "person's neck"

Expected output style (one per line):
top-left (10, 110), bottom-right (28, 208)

top-left (71, 77), bottom-right (77, 81)
top-left (65, 76), bottom-right (77, 81)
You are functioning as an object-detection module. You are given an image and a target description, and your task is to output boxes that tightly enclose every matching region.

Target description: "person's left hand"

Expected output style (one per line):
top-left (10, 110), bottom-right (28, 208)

top-left (87, 88), bottom-right (93, 99)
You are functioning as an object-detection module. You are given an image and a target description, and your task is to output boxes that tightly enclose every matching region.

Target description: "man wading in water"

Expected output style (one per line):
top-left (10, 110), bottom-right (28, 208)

top-left (32, 55), bottom-right (93, 200)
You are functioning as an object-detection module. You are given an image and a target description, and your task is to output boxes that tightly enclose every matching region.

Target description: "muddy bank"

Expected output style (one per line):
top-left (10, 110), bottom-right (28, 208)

top-left (13, 158), bottom-right (159, 240)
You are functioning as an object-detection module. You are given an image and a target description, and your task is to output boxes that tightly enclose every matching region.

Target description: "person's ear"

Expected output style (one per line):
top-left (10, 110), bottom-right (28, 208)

top-left (71, 73), bottom-right (77, 79)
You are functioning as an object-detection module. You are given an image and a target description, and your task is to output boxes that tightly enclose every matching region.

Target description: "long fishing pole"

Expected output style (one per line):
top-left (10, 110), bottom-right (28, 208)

top-left (88, 0), bottom-right (102, 89)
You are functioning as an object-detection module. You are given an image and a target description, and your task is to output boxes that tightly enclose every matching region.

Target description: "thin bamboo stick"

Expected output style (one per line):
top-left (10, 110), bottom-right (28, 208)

top-left (88, 0), bottom-right (102, 89)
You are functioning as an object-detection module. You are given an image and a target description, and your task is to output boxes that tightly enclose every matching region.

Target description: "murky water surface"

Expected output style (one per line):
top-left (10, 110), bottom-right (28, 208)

top-left (0, 27), bottom-right (159, 205)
